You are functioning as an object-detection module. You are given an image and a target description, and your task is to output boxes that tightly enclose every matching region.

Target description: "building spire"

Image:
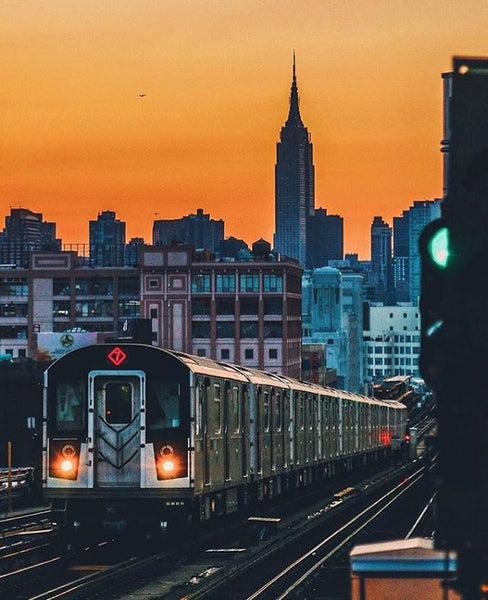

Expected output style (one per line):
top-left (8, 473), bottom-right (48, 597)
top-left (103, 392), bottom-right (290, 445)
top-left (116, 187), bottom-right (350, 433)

top-left (286, 51), bottom-right (304, 128)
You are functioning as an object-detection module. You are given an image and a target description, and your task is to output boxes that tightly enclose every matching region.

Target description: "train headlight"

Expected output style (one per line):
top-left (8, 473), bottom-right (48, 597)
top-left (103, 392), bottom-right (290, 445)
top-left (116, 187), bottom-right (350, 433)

top-left (49, 440), bottom-right (81, 480)
top-left (162, 460), bottom-right (175, 473)
top-left (154, 441), bottom-right (187, 480)
top-left (61, 459), bottom-right (74, 472)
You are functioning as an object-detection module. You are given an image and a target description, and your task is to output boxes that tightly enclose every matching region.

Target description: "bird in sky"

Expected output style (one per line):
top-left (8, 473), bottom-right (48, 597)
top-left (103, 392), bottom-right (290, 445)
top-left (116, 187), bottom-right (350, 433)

top-left (139, 94), bottom-right (146, 98)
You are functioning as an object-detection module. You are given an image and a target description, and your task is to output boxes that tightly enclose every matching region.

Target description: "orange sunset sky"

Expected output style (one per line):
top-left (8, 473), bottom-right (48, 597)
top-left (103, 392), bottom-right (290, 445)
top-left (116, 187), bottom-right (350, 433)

top-left (2, 1), bottom-right (487, 258)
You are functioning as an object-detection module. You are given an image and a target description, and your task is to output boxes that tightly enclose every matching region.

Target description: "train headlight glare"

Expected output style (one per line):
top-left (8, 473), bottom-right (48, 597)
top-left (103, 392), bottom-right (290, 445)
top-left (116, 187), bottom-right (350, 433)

top-left (162, 460), bottom-right (175, 472)
top-left (61, 459), bottom-right (74, 472)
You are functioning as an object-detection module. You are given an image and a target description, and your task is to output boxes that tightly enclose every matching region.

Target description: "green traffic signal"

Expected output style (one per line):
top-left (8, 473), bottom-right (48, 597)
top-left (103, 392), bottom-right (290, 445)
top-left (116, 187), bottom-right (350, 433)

top-left (428, 226), bottom-right (449, 268)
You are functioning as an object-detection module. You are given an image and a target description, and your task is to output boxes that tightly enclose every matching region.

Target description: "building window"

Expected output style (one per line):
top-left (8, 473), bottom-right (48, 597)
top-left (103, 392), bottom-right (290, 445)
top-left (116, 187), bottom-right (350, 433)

top-left (216, 297), bottom-right (234, 315)
top-left (53, 278), bottom-right (71, 296)
top-left (119, 300), bottom-right (140, 317)
top-left (263, 297), bottom-right (282, 314)
top-left (240, 322), bottom-right (259, 338)
top-left (192, 298), bottom-right (211, 316)
top-left (151, 331), bottom-right (158, 341)
top-left (389, 313), bottom-right (393, 318)
top-left (197, 348), bottom-right (207, 357)
top-left (119, 277), bottom-right (139, 296)
top-left (149, 279), bottom-right (158, 288)
top-left (215, 273), bottom-right (236, 293)
top-left (221, 349), bottom-right (230, 360)
top-left (240, 297), bottom-right (259, 314)
top-left (192, 273), bottom-right (211, 293)
top-left (239, 273), bottom-right (259, 293)
top-left (269, 348), bottom-right (278, 359)
top-left (53, 301), bottom-right (71, 317)
top-left (264, 322), bottom-right (282, 338)
top-left (192, 321), bottom-right (211, 338)
top-left (244, 348), bottom-right (254, 360)
top-left (216, 321), bottom-right (235, 338)
top-left (263, 273), bottom-right (283, 292)
top-left (18, 349), bottom-right (26, 358)
top-left (150, 308), bottom-right (158, 319)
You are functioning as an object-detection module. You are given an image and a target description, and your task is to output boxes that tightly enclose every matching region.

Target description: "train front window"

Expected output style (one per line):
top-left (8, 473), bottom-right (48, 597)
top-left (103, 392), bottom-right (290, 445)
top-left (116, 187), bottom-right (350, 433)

top-left (147, 381), bottom-right (181, 432)
top-left (104, 382), bottom-right (133, 424)
top-left (55, 381), bottom-right (85, 432)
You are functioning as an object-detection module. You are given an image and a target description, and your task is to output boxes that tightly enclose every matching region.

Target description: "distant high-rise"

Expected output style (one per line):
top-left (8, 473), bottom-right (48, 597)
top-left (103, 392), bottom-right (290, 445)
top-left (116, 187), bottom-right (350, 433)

top-left (153, 208), bottom-right (224, 254)
top-left (406, 199), bottom-right (442, 303)
top-left (89, 210), bottom-right (126, 267)
top-left (306, 208), bottom-right (343, 269)
top-left (274, 55), bottom-right (315, 266)
top-left (0, 208), bottom-right (61, 267)
top-left (370, 216), bottom-right (394, 303)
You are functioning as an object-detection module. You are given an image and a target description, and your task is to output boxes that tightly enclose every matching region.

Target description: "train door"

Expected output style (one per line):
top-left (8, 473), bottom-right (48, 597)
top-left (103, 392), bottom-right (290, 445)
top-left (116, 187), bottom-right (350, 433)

top-left (89, 371), bottom-right (145, 488)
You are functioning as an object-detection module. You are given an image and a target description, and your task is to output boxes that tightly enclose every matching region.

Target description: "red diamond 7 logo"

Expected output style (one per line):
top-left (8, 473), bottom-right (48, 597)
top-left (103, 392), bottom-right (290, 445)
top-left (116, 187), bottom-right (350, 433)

top-left (108, 347), bottom-right (127, 366)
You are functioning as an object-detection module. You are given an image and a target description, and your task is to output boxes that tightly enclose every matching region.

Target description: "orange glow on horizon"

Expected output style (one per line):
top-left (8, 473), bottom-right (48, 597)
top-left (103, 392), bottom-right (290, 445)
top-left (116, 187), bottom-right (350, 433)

top-left (2, 1), bottom-right (486, 259)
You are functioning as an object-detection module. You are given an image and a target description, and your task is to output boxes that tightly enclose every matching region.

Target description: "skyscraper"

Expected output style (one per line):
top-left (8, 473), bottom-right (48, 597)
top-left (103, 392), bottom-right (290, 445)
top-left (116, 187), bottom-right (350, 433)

top-left (0, 208), bottom-right (61, 267)
top-left (89, 210), bottom-right (126, 267)
top-left (274, 55), bottom-right (315, 266)
top-left (306, 208), bottom-right (344, 269)
top-left (370, 216), bottom-right (394, 303)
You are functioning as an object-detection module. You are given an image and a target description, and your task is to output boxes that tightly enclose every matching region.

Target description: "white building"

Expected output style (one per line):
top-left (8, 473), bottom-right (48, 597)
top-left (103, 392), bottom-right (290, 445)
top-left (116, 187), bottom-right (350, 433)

top-left (363, 303), bottom-right (421, 383)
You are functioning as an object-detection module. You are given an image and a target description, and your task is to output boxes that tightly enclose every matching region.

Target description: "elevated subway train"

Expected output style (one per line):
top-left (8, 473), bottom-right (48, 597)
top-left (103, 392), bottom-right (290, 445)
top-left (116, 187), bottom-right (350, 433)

top-left (42, 343), bottom-right (407, 541)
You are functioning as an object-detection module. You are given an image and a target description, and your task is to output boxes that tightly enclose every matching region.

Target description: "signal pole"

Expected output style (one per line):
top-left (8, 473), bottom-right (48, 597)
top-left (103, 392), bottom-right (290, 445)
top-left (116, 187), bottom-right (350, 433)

top-left (420, 56), bottom-right (488, 600)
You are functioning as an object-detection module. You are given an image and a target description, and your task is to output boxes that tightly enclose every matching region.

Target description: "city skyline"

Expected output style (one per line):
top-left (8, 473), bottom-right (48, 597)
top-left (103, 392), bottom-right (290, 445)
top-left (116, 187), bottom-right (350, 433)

top-left (2, 1), bottom-right (486, 258)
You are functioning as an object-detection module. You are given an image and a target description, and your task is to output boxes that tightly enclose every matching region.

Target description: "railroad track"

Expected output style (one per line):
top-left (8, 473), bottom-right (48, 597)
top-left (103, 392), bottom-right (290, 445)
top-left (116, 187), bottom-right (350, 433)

top-left (0, 459), bottom-right (430, 599)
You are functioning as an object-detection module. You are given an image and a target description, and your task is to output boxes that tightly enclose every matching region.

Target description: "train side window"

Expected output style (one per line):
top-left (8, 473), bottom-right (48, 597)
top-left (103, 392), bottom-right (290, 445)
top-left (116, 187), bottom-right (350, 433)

top-left (275, 392), bottom-right (282, 431)
top-left (299, 395), bottom-right (304, 430)
top-left (55, 381), bottom-right (85, 432)
top-left (147, 381), bottom-right (181, 432)
top-left (232, 386), bottom-right (240, 433)
top-left (263, 391), bottom-right (270, 432)
top-left (214, 384), bottom-right (221, 433)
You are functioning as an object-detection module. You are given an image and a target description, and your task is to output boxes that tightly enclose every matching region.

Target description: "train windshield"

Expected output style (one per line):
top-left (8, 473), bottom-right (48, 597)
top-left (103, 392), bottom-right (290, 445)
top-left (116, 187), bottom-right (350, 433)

top-left (146, 380), bottom-right (181, 435)
top-left (54, 380), bottom-right (86, 432)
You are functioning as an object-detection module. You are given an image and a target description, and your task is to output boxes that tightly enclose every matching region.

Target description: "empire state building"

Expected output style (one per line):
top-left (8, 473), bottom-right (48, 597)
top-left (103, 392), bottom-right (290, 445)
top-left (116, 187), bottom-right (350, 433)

top-left (274, 56), bottom-right (315, 266)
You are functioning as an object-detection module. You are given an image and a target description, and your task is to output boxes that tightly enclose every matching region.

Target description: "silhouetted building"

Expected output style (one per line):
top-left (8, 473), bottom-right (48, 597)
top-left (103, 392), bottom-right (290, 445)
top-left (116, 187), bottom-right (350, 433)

top-left (306, 208), bottom-right (343, 268)
top-left (274, 55), bottom-right (315, 266)
top-left (393, 211), bottom-right (410, 302)
top-left (153, 208), bottom-right (224, 254)
top-left (370, 216), bottom-right (394, 303)
top-left (89, 210), bottom-right (126, 267)
top-left (219, 236), bottom-right (251, 261)
top-left (0, 208), bottom-right (61, 267)
top-left (125, 237), bottom-right (145, 267)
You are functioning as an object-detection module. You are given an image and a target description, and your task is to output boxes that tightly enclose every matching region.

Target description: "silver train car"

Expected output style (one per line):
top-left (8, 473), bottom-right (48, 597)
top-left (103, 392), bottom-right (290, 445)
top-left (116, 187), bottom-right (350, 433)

top-left (42, 343), bottom-right (407, 542)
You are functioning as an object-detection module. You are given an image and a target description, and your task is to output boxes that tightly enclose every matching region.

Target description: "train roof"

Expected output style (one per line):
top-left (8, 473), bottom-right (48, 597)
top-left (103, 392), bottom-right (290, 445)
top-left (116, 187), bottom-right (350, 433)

top-left (46, 344), bottom-right (406, 410)
top-left (164, 349), bottom-right (404, 409)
